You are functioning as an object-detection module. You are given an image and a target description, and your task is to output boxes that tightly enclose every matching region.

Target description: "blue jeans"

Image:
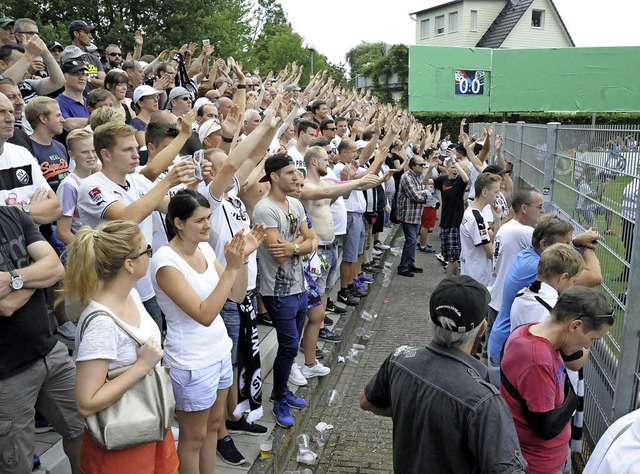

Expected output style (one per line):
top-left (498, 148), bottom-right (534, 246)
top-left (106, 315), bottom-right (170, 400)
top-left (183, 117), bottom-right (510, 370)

top-left (398, 222), bottom-right (420, 272)
top-left (261, 292), bottom-right (308, 400)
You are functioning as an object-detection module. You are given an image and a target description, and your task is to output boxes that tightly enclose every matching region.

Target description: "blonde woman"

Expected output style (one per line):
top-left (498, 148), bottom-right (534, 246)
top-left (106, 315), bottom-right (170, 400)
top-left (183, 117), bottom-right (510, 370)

top-left (62, 220), bottom-right (178, 473)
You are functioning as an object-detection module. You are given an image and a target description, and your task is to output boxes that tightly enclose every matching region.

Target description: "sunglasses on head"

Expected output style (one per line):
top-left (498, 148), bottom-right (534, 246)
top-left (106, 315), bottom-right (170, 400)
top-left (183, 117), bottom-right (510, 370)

top-left (288, 213), bottom-right (298, 235)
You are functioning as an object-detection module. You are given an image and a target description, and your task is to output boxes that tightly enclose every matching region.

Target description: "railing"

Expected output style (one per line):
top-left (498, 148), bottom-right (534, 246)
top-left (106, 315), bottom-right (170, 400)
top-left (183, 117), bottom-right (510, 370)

top-left (471, 121), bottom-right (640, 458)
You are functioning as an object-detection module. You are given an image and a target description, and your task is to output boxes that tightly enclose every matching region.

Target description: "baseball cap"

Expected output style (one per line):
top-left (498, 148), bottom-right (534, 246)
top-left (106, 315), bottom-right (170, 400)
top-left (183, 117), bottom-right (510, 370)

top-left (133, 85), bottom-right (162, 104)
top-left (429, 275), bottom-right (490, 333)
top-left (0, 18), bottom-right (14, 28)
top-left (198, 118), bottom-right (222, 144)
top-left (483, 164), bottom-right (506, 176)
top-left (61, 60), bottom-right (87, 74)
top-left (60, 45), bottom-right (85, 63)
top-left (47, 41), bottom-right (63, 52)
top-left (168, 86), bottom-right (190, 104)
top-left (285, 84), bottom-right (301, 92)
top-left (355, 140), bottom-right (367, 150)
top-left (68, 20), bottom-right (96, 34)
top-left (259, 154), bottom-right (295, 183)
top-left (85, 43), bottom-right (99, 54)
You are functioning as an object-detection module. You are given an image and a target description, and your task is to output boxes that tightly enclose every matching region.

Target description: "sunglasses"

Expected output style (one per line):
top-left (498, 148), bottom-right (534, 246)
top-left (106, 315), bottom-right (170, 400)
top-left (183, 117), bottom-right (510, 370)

top-left (130, 244), bottom-right (153, 259)
top-left (288, 213), bottom-right (298, 235)
top-left (108, 52), bottom-right (122, 57)
top-left (577, 309), bottom-right (615, 321)
top-left (326, 127), bottom-right (336, 131)
top-left (524, 202), bottom-right (544, 210)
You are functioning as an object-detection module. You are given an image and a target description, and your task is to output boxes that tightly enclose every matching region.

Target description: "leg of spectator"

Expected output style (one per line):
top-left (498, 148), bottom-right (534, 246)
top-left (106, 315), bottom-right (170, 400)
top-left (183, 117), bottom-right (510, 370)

top-left (201, 387), bottom-right (229, 471)
top-left (303, 304), bottom-right (324, 366)
top-left (176, 409), bottom-right (210, 474)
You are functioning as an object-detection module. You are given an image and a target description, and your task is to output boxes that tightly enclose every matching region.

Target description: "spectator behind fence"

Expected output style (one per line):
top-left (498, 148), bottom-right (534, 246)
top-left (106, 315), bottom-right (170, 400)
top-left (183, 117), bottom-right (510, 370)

top-left (501, 286), bottom-right (614, 474)
top-left (487, 215), bottom-right (602, 387)
top-left (63, 220), bottom-right (178, 473)
top-left (361, 275), bottom-right (527, 474)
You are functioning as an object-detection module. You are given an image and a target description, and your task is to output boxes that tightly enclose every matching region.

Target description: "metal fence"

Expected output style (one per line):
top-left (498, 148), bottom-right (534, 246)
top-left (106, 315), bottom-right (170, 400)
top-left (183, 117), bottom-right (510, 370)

top-left (471, 121), bottom-right (640, 457)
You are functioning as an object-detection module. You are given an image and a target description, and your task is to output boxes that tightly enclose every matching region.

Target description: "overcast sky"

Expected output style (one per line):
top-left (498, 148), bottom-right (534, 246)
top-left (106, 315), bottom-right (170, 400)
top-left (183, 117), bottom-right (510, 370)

top-left (276, 0), bottom-right (640, 66)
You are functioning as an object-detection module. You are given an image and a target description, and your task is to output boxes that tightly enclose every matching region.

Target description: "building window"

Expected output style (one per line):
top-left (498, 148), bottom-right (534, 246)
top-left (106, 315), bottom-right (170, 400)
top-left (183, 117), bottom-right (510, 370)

top-left (470, 10), bottom-right (478, 31)
top-left (420, 19), bottom-right (430, 39)
top-left (449, 12), bottom-right (458, 33)
top-left (532, 9), bottom-right (545, 28)
top-left (435, 15), bottom-right (445, 35)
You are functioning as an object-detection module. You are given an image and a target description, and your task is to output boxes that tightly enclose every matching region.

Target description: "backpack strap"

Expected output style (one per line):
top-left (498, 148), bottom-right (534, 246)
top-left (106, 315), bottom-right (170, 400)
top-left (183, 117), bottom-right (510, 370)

top-left (79, 310), bottom-right (145, 346)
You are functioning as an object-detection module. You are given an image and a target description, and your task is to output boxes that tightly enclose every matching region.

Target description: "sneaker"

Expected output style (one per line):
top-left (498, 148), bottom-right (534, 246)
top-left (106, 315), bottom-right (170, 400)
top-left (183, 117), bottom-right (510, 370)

top-left (301, 361), bottom-right (330, 378)
top-left (281, 387), bottom-right (306, 409)
top-left (217, 435), bottom-right (246, 465)
top-left (362, 263), bottom-right (381, 274)
top-left (338, 291), bottom-right (360, 306)
top-left (374, 242), bottom-right (391, 250)
top-left (324, 315), bottom-right (334, 326)
top-left (226, 415), bottom-right (268, 436)
top-left (357, 273), bottom-right (375, 284)
top-left (316, 347), bottom-right (326, 360)
top-left (326, 299), bottom-right (347, 314)
top-left (418, 245), bottom-right (435, 253)
top-left (272, 399), bottom-right (294, 428)
top-left (371, 248), bottom-right (382, 257)
top-left (57, 321), bottom-right (77, 340)
top-left (318, 327), bottom-right (342, 343)
top-left (257, 312), bottom-right (274, 326)
top-left (397, 269), bottom-right (415, 277)
top-left (352, 279), bottom-right (368, 293)
top-left (409, 265), bottom-right (424, 273)
top-left (351, 287), bottom-right (368, 298)
top-left (34, 418), bottom-right (54, 434)
top-left (288, 364), bottom-right (308, 386)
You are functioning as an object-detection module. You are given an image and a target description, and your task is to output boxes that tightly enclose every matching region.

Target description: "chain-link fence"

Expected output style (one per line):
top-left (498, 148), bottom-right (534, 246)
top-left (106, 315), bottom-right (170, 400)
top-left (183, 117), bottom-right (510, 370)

top-left (471, 121), bottom-right (640, 459)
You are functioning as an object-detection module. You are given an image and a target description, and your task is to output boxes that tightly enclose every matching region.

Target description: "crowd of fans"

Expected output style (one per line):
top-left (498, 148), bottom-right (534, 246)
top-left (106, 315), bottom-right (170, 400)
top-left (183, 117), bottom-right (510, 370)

top-left (0, 14), bottom-right (635, 474)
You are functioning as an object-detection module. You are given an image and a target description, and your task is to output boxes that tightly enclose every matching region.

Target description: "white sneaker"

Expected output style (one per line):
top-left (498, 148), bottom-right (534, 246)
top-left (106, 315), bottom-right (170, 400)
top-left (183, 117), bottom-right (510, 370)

top-left (288, 364), bottom-right (308, 386)
top-left (57, 321), bottom-right (77, 340)
top-left (374, 242), bottom-right (391, 250)
top-left (371, 248), bottom-right (382, 257)
top-left (301, 361), bottom-right (330, 378)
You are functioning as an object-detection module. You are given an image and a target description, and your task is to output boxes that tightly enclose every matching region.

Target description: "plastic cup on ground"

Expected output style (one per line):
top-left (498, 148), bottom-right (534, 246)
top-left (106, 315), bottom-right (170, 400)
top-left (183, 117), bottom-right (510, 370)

top-left (297, 433), bottom-right (310, 452)
top-left (327, 389), bottom-right (339, 406)
top-left (260, 434), bottom-right (274, 459)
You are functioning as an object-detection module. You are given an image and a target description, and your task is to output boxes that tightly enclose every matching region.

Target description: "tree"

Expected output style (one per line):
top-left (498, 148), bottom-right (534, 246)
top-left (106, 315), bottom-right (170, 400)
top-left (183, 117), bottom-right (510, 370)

top-left (345, 41), bottom-right (386, 78)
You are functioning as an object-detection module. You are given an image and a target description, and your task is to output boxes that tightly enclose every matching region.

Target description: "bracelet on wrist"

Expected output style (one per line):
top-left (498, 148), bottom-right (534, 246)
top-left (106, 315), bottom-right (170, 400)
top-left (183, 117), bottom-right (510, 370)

top-left (221, 136), bottom-right (233, 143)
top-left (237, 84), bottom-right (247, 89)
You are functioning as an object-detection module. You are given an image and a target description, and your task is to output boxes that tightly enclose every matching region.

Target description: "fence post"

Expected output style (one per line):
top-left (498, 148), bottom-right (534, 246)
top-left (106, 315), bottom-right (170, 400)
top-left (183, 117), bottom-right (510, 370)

top-left (543, 122), bottom-right (560, 205)
top-left (514, 121), bottom-right (524, 182)
top-left (612, 197), bottom-right (640, 420)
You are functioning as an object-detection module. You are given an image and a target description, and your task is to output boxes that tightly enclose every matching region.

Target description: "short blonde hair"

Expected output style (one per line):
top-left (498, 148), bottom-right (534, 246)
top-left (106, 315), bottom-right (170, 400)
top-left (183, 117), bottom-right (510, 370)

top-left (537, 243), bottom-right (585, 281)
top-left (66, 129), bottom-right (94, 151)
top-left (89, 107), bottom-right (125, 131)
top-left (93, 122), bottom-right (136, 158)
top-left (24, 96), bottom-right (58, 128)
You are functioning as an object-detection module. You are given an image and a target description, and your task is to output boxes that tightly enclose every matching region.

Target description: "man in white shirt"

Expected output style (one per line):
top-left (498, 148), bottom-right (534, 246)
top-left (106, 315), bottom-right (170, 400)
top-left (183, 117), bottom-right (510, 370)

top-left (77, 122), bottom-right (193, 330)
top-left (459, 172), bottom-right (502, 287)
top-left (287, 119), bottom-right (317, 176)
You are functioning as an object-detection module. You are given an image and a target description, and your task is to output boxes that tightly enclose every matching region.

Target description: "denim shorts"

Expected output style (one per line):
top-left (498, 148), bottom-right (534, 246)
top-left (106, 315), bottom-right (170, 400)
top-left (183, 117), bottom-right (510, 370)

top-left (314, 245), bottom-right (339, 294)
top-left (343, 212), bottom-right (365, 262)
top-left (221, 300), bottom-right (241, 366)
top-left (169, 355), bottom-right (233, 412)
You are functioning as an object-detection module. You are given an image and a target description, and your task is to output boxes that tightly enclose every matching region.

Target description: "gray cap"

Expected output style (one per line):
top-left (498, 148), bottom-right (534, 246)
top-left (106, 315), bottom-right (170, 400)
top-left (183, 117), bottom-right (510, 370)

top-left (61, 45), bottom-right (85, 63)
top-left (285, 83), bottom-right (301, 92)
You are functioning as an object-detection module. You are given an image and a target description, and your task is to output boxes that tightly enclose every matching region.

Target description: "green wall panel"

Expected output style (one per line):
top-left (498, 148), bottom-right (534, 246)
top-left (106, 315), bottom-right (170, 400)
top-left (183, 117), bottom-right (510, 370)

top-left (409, 45), bottom-right (640, 113)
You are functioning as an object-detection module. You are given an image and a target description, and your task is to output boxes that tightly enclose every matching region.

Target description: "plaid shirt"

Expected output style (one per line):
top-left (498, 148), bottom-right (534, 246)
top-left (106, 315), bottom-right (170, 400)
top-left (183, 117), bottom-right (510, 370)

top-left (396, 169), bottom-right (427, 224)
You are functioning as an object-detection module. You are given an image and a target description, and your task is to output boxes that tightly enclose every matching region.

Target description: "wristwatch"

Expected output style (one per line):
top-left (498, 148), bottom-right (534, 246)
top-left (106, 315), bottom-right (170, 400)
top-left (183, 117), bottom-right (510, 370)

top-left (9, 270), bottom-right (23, 291)
top-left (21, 204), bottom-right (30, 215)
top-left (294, 244), bottom-right (300, 256)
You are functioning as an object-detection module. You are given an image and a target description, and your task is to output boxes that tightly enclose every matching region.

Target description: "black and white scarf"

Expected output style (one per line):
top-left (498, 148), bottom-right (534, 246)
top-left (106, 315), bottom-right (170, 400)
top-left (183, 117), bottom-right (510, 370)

top-left (232, 293), bottom-right (263, 423)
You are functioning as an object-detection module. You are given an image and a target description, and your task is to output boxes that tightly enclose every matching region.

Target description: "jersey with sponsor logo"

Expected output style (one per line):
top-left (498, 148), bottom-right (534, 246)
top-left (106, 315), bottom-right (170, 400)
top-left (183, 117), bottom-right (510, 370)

top-left (460, 206), bottom-right (492, 286)
top-left (30, 139), bottom-right (70, 193)
top-left (77, 172), bottom-right (155, 301)
top-left (0, 142), bottom-right (52, 206)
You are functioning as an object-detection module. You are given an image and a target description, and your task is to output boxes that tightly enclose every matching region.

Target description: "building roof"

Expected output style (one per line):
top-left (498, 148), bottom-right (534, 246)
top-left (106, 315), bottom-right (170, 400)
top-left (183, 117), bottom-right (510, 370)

top-left (409, 0), bottom-right (462, 17)
top-left (476, 0), bottom-right (534, 48)
top-left (475, 0), bottom-right (575, 48)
